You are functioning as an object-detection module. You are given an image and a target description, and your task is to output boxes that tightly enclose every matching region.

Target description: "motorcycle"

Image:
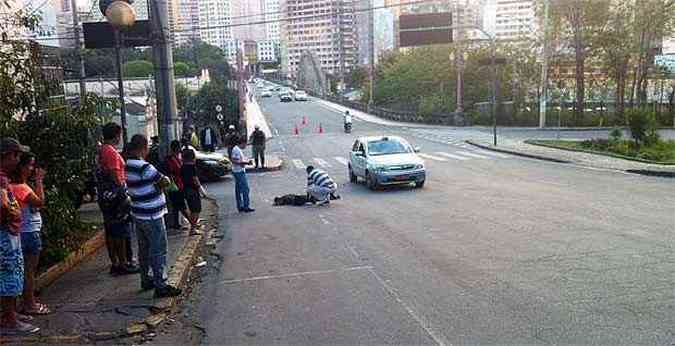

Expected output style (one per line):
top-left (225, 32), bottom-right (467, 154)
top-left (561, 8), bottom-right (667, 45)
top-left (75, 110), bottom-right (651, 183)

top-left (344, 122), bottom-right (352, 133)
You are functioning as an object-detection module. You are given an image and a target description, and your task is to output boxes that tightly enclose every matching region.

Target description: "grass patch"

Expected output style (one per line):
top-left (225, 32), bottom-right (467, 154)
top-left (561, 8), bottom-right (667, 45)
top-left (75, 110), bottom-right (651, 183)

top-left (529, 139), bottom-right (675, 164)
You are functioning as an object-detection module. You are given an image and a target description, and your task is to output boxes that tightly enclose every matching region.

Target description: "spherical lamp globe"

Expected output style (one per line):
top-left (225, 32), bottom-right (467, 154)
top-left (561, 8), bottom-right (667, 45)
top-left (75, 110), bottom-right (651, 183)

top-left (105, 1), bottom-right (136, 28)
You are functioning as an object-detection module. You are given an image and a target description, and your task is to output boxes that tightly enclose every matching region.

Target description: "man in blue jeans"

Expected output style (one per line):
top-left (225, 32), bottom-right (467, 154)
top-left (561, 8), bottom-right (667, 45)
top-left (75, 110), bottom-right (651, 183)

top-left (125, 135), bottom-right (182, 298)
top-left (230, 137), bottom-right (255, 213)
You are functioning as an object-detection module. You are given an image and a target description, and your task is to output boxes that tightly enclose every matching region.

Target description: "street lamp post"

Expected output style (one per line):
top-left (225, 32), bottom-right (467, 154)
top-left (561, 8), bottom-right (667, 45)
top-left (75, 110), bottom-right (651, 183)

top-left (102, 0), bottom-right (136, 146)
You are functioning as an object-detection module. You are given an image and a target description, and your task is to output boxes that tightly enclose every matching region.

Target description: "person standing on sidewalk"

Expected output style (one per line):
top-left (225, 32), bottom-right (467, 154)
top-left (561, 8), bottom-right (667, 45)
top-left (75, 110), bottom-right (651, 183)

top-left (0, 137), bottom-right (39, 336)
top-left (230, 137), bottom-right (254, 213)
top-left (125, 135), bottom-right (182, 298)
top-left (249, 125), bottom-right (266, 169)
top-left (10, 153), bottom-right (51, 315)
top-left (97, 123), bottom-right (139, 276)
top-left (166, 140), bottom-right (194, 232)
top-left (180, 148), bottom-right (203, 235)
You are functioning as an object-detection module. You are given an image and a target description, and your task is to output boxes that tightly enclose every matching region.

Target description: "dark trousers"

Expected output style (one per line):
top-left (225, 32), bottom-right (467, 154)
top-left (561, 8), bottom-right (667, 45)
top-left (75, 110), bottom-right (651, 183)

top-left (252, 145), bottom-right (265, 168)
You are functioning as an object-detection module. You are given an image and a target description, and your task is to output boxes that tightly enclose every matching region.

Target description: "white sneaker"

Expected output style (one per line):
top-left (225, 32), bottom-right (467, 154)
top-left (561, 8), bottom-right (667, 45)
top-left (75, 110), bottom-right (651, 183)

top-left (0, 320), bottom-right (40, 336)
top-left (317, 199), bottom-right (330, 206)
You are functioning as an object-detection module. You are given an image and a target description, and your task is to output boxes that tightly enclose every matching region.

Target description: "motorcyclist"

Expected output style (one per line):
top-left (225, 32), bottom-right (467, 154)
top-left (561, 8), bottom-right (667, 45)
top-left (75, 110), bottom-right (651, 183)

top-left (343, 111), bottom-right (352, 132)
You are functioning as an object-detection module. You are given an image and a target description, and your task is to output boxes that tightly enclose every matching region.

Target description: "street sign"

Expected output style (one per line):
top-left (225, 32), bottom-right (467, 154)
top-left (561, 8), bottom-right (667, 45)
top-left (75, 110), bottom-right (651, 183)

top-left (215, 105), bottom-right (223, 112)
top-left (216, 113), bottom-right (224, 121)
top-left (399, 13), bottom-right (452, 48)
top-left (83, 20), bottom-right (151, 48)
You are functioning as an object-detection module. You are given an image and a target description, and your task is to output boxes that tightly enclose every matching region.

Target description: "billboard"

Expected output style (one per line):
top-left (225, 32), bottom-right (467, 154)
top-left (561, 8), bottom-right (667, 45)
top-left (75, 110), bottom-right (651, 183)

top-left (399, 12), bottom-right (452, 48)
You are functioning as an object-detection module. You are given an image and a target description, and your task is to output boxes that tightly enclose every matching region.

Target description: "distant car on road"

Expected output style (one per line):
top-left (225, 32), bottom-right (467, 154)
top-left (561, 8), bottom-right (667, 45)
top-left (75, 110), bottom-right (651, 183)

top-left (261, 90), bottom-right (272, 97)
top-left (279, 93), bottom-right (293, 102)
top-left (294, 90), bottom-right (308, 101)
top-left (348, 136), bottom-right (425, 190)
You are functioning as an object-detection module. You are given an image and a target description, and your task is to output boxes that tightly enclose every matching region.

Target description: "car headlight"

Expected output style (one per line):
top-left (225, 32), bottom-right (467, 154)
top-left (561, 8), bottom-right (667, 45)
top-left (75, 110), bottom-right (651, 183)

top-left (414, 164), bottom-right (424, 170)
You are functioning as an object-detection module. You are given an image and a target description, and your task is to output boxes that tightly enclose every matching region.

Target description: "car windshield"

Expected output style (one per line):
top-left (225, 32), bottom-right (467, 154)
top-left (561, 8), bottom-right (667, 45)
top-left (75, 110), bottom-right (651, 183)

top-left (367, 139), bottom-right (411, 156)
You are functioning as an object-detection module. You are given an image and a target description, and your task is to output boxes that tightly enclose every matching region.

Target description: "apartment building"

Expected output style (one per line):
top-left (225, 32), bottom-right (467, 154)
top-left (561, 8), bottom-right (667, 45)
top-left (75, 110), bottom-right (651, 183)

top-left (281, 0), bottom-right (358, 79)
top-left (263, 0), bottom-right (281, 41)
top-left (174, 0), bottom-right (201, 46)
top-left (493, 0), bottom-right (536, 40)
top-left (198, 0), bottom-right (233, 48)
top-left (258, 39), bottom-right (280, 62)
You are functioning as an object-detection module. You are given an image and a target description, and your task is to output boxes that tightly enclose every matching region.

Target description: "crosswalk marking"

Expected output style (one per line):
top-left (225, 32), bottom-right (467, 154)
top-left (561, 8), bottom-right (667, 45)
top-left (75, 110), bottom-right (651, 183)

top-left (455, 150), bottom-right (489, 159)
top-left (314, 158), bottom-right (332, 168)
top-left (417, 153), bottom-right (448, 162)
top-left (435, 152), bottom-right (470, 161)
top-left (472, 149), bottom-right (510, 159)
top-left (334, 157), bottom-right (348, 166)
top-left (292, 159), bottom-right (306, 169)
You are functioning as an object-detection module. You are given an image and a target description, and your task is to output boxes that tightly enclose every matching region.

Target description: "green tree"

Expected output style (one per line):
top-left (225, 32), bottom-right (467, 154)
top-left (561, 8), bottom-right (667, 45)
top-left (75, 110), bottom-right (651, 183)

top-left (174, 62), bottom-right (191, 77)
top-left (123, 60), bottom-right (153, 77)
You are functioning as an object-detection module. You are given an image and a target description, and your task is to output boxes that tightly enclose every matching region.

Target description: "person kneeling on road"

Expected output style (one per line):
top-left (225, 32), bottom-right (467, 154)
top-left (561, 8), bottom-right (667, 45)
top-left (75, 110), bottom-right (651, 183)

top-left (306, 166), bottom-right (338, 206)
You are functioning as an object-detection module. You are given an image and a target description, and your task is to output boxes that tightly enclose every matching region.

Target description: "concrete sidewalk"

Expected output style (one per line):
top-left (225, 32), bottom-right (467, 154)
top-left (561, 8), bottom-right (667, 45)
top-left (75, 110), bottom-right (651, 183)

top-left (467, 137), bottom-right (675, 176)
top-left (3, 200), bottom-right (220, 344)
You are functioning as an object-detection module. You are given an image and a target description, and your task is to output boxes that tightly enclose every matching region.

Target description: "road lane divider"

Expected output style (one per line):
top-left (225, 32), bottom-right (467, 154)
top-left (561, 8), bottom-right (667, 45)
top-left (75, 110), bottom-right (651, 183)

top-left (334, 157), bottom-right (348, 166)
top-left (314, 158), bottom-right (332, 168)
top-left (455, 150), bottom-right (489, 159)
top-left (417, 153), bottom-right (448, 162)
top-left (292, 159), bottom-right (306, 169)
top-left (435, 152), bottom-right (470, 161)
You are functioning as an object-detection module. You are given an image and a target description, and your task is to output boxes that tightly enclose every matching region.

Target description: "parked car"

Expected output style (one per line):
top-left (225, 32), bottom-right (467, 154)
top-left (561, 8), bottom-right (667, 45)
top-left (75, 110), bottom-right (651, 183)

top-left (294, 90), bottom-right (308, 101)
top-left (186, 146), bottom-right (232, 182)
top-left (348, 136), bottom-right (425, 190)
top-left (279, 93), bottom-right (293, 102)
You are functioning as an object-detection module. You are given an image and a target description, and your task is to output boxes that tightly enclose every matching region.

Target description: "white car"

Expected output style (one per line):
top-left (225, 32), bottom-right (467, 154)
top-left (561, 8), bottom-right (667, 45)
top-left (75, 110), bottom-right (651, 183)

top-left (261, 90), bottom-right (272, 97)
top-left (294, 90), bottom-right (308, 101)
top-left (348, 136), bottom-right (426, 190)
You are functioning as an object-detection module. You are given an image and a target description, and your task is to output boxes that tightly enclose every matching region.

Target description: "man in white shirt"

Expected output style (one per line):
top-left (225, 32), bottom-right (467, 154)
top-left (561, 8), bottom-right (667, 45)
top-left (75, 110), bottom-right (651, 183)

top-left (230, 137), bottom-right (254, 213)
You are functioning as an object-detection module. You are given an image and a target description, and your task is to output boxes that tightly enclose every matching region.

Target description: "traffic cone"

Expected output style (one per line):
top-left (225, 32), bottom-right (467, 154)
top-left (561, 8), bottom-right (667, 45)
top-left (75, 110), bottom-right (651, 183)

top-left (294, 124), bottom-right (299, 136)
top-left (318, 123), bottom-right (324, 134)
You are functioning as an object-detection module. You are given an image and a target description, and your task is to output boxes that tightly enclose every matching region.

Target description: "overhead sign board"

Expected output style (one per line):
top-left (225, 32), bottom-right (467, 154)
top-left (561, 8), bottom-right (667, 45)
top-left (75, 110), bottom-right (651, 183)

top-left (655, 54), bottom-right (675, 73)
top-left (83, 20), bottom-right (151, 49)
top-left (399, 12), bottom-right (452, 48)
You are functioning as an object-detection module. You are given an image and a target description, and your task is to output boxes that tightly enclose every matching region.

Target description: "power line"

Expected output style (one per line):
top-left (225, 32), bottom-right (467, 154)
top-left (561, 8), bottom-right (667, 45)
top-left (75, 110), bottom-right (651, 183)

top-left (15, 0), bottom-right (442, 42)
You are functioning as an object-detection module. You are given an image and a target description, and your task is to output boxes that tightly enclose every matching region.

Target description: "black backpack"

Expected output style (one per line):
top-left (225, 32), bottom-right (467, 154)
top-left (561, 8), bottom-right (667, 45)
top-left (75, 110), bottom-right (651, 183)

top-left (95, 168), bottom-right (131, 223)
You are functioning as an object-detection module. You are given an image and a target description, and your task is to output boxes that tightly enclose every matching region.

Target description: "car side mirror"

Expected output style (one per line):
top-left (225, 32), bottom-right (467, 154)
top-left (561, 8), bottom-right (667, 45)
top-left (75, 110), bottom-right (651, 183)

top-left (413, 146), bottom-right (421, 153)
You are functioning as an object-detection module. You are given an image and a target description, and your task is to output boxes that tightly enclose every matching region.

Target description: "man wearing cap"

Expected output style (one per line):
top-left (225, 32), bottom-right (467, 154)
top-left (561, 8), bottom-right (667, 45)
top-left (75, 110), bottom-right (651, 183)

top-left (249, 125), bottom-right (266, 169)
top-left (0, 138), bottom-right (40, 335)
top-left (223, 125), bottom-right (239, 159)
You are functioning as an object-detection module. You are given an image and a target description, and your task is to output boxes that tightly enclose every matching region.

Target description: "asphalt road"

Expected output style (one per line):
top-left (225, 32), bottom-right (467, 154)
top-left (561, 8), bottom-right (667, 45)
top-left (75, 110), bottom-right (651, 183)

top-left (184, 93), bottom-right (675, 345)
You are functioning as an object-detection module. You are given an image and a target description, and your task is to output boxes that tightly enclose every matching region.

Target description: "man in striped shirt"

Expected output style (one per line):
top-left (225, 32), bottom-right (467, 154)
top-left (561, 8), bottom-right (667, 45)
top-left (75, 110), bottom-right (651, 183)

top-left (125, 135), bottom-right (182, 298)
top-left (306, 165), bottom-right (337, 206)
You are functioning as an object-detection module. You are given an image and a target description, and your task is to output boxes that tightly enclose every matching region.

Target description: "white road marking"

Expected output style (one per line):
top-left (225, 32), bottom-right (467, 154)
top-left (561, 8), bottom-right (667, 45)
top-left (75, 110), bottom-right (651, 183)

top-left (334, 157), bottom-right (348, 166)
top-left (318, 214), bottom-right (330, 225)
top-left (292, 159), bottom-right (306, 169)
top-left (221, 266), bottom-right (374, 284)
top-left (435, 152), bottom-right (470, 161)
top-left (472, 149), bottom-right (510, 158)
top-left (314, 158), bottom-right (332, 168)
top-left (455, 150), bottom-right (489, 159)
top-left (417, 153), bottom-right (448, 162)
top-left (368, 268), bottom-right (447, 346)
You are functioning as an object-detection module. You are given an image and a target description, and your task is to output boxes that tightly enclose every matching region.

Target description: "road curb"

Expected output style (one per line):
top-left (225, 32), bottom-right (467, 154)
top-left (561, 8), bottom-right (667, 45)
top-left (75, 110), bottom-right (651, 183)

top-left (525, 140), bottom-right (675, 166)
top-left (625, 169), bottom-right (675, 178)
top-left (37, 230), bottom-right (105, 290)
top-left (465, 140), bottom-right (572, 164)
top-left (6, 200), bottom-right (220, 344)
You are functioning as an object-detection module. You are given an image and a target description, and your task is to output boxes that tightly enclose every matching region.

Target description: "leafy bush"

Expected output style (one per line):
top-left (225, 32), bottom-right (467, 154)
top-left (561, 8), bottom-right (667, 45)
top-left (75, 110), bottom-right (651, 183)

top-left (609, 127), bottom-right (623, 141)
top-left (636, 140), bottom-right (675, 162)
top-left (626, 109), bottom-right (657, 146)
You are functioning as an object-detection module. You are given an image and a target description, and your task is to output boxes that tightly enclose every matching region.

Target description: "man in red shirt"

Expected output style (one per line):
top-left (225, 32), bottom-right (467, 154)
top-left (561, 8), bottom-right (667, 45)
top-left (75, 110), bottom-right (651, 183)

top-left (97, 123), bottom-right (138, 276)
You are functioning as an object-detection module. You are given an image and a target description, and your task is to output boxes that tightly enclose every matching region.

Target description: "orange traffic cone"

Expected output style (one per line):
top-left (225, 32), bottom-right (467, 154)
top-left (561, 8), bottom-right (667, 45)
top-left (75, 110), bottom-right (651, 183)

top-left (318, 123), bottom-right (324, 134)
top-left (294, 124), bottom-right (299, 135)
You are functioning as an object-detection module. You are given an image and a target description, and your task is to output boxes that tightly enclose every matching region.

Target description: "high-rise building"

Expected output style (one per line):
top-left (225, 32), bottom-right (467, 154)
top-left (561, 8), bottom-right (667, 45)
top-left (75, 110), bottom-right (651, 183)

top-left (197, 0), bottom-right (233, 48)
top-left (356, 0), bottom-right (395, 66)
top-left (258, 39), bottom-right (280, 62)
top-left (174, 0), bottom-right (201, 46)
top-left (492, 0), bottom-right (537, 40)
top-left (231, 0), bottom-right (266, 42)
top-left (281, 0), bottom-right (358, 79)
top-left (263, 0), bottom-right (281, 41)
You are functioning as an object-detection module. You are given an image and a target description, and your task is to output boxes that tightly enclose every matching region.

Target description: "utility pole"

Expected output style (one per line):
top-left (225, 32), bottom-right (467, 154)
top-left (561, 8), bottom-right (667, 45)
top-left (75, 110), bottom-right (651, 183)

top-left (453, 0), bottom-right (465, 114)
top-left (148, 0), bottom-right (179, 158)
top-left (114, 30), bottom-right (129, 145)
top-left (539, 0), bottom-right (550, 128)
top-left (368, 0), bottom-right (374, 111)
top-left (70, 0), bottom-right (86, 99)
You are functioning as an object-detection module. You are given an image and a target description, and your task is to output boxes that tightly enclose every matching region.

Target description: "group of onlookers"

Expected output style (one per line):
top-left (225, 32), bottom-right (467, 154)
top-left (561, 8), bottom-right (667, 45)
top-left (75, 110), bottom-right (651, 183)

top-left (1, 137), bottom-right (49, 335)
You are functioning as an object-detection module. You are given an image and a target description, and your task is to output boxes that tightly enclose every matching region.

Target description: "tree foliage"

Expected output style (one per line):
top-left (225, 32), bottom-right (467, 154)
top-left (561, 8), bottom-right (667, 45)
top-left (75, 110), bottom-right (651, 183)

top-left (123, 60), bottom-right (153, 77)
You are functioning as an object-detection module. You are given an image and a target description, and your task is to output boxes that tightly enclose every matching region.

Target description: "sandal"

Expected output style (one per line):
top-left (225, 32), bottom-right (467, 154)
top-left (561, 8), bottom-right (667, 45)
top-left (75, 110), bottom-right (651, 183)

top-left (22, 303), bottom-right (52, 315)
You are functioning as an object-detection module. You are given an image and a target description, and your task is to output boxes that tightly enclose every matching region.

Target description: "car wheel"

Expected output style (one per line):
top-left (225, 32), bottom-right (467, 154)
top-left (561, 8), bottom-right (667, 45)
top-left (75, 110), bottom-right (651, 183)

top-left (366, 172), bottom-right (378, 190)
top-left (415, 180), bottom-right (425, 188)
top-left (349, 166), bottom-right (358, 183)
